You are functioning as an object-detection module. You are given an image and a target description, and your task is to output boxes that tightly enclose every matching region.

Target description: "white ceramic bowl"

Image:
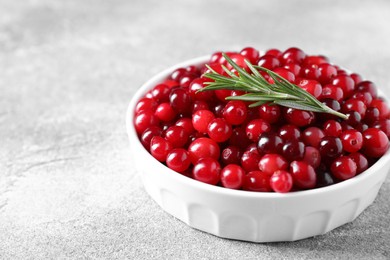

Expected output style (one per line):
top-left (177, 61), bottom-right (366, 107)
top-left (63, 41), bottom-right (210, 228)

top-left (126, 56), bottom-right (390, 242)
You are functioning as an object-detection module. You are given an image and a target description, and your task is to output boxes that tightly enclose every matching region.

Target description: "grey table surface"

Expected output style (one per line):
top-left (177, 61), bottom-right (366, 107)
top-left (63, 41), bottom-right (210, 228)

top-left (1, 0), bottom-right (390, 259)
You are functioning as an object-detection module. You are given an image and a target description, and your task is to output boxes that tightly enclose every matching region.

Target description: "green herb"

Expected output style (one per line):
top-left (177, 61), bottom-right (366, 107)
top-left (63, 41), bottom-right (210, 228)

top-left (198, 53), bottom-right (348, 120)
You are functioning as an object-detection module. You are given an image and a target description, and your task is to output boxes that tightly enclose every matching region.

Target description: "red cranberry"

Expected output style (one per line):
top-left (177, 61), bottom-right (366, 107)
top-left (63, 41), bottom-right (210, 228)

top-left (207, 118), bottom-right (233, 143)
top-left (257, 132), bottom-right (283, 154)
top-left (300, 64), bottom-right (320, 80)
top-left (265, 49), bottom-right (282, 57)
top-left (340, 129), bottom-right (363, 153)
top-left (188, 78), bottom-right (214, 101)
top-left (258, 154), bottom-right (288, 175)
top-left (370, 99), bottom-right (390, 120)
top-left (175, 118), bottom-right (194, 135)
top-left (155, 102), bottom-right (176, 122)
top-left (320, 85), bottom-right (344, 102)
top-left (373, 119), bottom-right (390, 138)
top-left (290, 161), bottom-right (316, 189)
top-left (318, 63), bottom-right (337, 84)
top-left (351, 92), bottom-right (373, 106)
top-left (215, 89), bottom-right (232, 102)
top-left (134, 110), bottom-right (159, 135)
top-left (316, 170), bottom-right (335, 188)
top-left (331, 156), bottom-right (357, 180)
top-left (283, 63), bottom-right (301, 76)
top-left (246, 119), bottom-right (271, 142)
top-left (221, 146), bottom-right (241, 165)
top-left (164, 125), bottom-right (189, 148)
top-left (169, 87), bottom-right (191, 114)
top-left (270, 67), bottom-right (295, 83)
top-left (297, 79), bottom-right (322, 98)
top-left (278, 124), bottom-right (301, 141)
top-left (241, 150), bottom-right (261, 172)
top-left (151, 84), bottom-right (171, 102)
top-left (166, 148), bottom-right (191, 173)
top-left (349, 152), bottom-right (369, 174)
top-left (302, 55), bottom-right (328, 66)
top-left (188, 137), bottom-right (220, 164)
top-left (284, 108), bottom-right (315, 127)
top-left (243, 171), bottom-right (272, 192)
top-left (150, 136), bottom-right (173, 162)
top-left (319, 136), bottom-right (343, 159)
top-left (350, 73), bottom-right (363, 85)
top-left (220, 164), bottom-right (245, 189)
top-left (356, 81), bottom-right (377, 98)
top-left (240, 47), bottom-right (260, 64)
top-left (257, 55), bottom-right (280, 70)
top-left (282, 140), bottom-right (305, 161)
top-left (280, 47), bottom-right (306, 64)
top-left (303, 146), bottom-right (321, 168)
top-left (332, 75), bottom-right (355, 98)
top-left (136, 97), bottom-right (158, 114)
top-left (270, 170), bottom-right (293, 193)
top-left (140, 126), bottom-right (163, 150)
top-left (192, 157), bottom-right (221, 185)
top-left (259, 104), bottom-right (281, 124)
top-left (343, 98), bottom-right (367, 118)
top-left (192, 100), bottom-right (209, 113)
top-left (362, 128), bottom-right (389, 158)
top-left (192, 110), bottom-right (215, 133)
top-left (302, 127), bottom-right (325, 148)
top-left (223, 101), bottom-right (248, 125)
top-left (323, 120), bottom-right (342, 137)
top-left (346, 111), bottom-right (362, 126)
top-left (170, 68), bottom-right (187, 82)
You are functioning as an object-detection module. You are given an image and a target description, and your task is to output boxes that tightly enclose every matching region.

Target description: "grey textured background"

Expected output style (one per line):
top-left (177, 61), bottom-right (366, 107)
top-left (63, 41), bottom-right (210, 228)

top-left (1, 0), bottom-right (390, 259)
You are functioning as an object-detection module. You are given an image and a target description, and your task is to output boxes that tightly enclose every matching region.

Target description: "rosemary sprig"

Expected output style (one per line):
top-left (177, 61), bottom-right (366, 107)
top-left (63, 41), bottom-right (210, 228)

top-left (198, 53), bottom-right (348, 120)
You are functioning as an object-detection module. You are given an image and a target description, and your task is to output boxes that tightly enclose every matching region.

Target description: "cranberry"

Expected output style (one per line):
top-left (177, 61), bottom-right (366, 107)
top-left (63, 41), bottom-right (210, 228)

top-left (175, 118), bottom-right (194, 135)
top-left (189, 78), bottom-right (214, 101)
top-left (284, 108), bottom-right (315, 127)
top-left (282, 140), bottom-right (305, 161)
top-left (351, 92), bottom-right (373, 106)
top-left (241, 150), bottom-right (261, 172)
top-left (362, 128), bottom-right (389, 158)
top-left (169, 87), bottom-right (191, 114)
top-left (370, 99), bottom-right (390, 120)
top-left (278, 124), bottom-right (301, 141)
top-left (243, 171), bottom-right (272, 192)
top-left (303, 146), bottom-right (321, 168)
top-left (136, 97), bottom-right (158, 114)
top-left (180, 73), bottom-right (197, 88)
top-left (302, 127), bottom-right (325, 148)
top-left (323, 120), bottom-right (342, 137)
top-left (300, 64), bottom-right (320, 80)
top-left (164, 125), bottom-right (189, 148)
top-left (215, 89), bottom-right (232, 102)
top-left (343, 99), bottom-right (367, 118)
top-left (240, 47), bottom-right (260, 64)
top-left (356, 81), bottom-right (377, 98)
top-left (297, 79), bottom-right (322, 98)
top-left (270, 170), bottom-right (293, 193)
top-left (140, 126), bottom-right (163, 150)
top-left (155, 102), bottom-right (176, 122)
top-left (220, 164), bottom-right (245, 189)
top-left (166, 148), bottom-right (191, 173)
top-left (319, 136), bottom-right (343, 159)
top-left (192, 100), bottom-right (209, 113)
top-left (270, 67), bottom-right (295, 83)
top-left (349, 152), bottom-right (369, 174)
top-left (340, 129), bottom-right (363, 153)
top-left (192, 157), bottom-right (221, 185)
top-left (246, 119), bottom-right (271, 142)
top-left (223, 101), bottom-right (247, 125)
top-left (258, 154), bottom-right (288, 175)
top-left (212, 102), bottom-right (225, 117)
top-left (257, 132), bottom-right (283, 154)
top-left (210, 52), bottom-right (223, 64)
top-left (280, 47), bottom-right (306, 64)
top-left (332, 75), bottom-right (355, 98)
top-left (229, 126), bottom-right (252, 149)
top-left (188, 137), bottom-right (220, 164)
top-left (257, 55), bottom-right (280, 70)
top-left (170, 68), bottom-right (187, 82)
top-left (151, 84), bottom-right (171, 102)
top-left (350, 73), bottom-right (363, 85)
top-left (134, 110), bottom-right (159, 135)
top-left (192, 109), bottom-right (215, 133)
top-left (207, 118), bottom-right (232, 143)
top-left (302, 55), bottom-right (328, 66)
top-left (364, 107), bottom-right (380, 125)
top-left (318, 63), bottom-right (337, 84)
top-left (265, 49), bottom-right (282, 57)
top-left (259, 104), bottom-right (281, 124)
top-left (316, 171), bottom-right (335, 188)
top-left (150, 136), bottom-right (173, 162)
top-left (290, 161), bottom-right (316, 189)
top-left (221, 146), bottom-right (241, 165)
top-left (373, 119), bottom-right (390, 138)
top-left (331, 156), bottom-right (357, 180)
top-left (320, 85), bottom-right (344, 102)
top-left (283, 63), bottom-right (301, 77)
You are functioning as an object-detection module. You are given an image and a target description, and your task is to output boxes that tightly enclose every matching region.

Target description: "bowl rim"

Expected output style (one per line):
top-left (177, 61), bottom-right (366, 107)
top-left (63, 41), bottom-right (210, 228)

top-left (126, 54), bottom-right (390, 200)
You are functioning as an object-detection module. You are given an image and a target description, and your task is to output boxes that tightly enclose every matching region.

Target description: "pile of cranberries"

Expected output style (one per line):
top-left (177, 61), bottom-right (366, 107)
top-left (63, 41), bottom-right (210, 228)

top-left (133, 47), bottom-right (390, 193)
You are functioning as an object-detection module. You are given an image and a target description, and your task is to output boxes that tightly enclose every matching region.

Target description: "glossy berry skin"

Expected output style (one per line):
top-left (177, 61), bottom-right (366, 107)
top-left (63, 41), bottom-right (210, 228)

top-left (297, 79), bottom-right (322, 98)
top-left (349, 152), bottom-right (369, 174)
top-left (151, 84), bottom-right (171, 102)
top-left (343, 99), bottom-right (367, 118)
top-left (257, 55), bottom-right (280, 70)
top-left (241, 150), bottom-right (261, 172)
top-left (223, 101), bottom-right (247, 125)
top-left (278, 124), bottom-right (301, 141)
top-left (332, 75), bottom-right (355, 98)
top-left (321, 85), bottom-right (344, 102)
top-left (164, 126), bottom-right (189, 148)
top-left (257, 132), bottom-right (283, 154)
top-left (258, 154), bottom-right (288, 175)
top-left (340, 129), bottom-right (363, 153)
top-left (270, 170), bottom-right (293, 193)
top-left (316, 171), bottom-right (335, 188)
top-left (319, 136), bottom-right (343, 159)
top-left (207, 118), bottom-right (233, 143)
top-left (373, 119), bottom-right (390, 138)
top-left (323, 120), bottom-right (342, 137)
top-left (331, 156), bottom-right (357, 180)
top-left (166, 148), bottom-right (191, 173)
top-left (362, 128), bottom-right (389, 158)
top-left (280, 47), bottom-right (306, 64)
top-left (155, 102), bottom-right (176, 122)
top-left (192, 157), bottom-right (221, 185)
top-left (150, 136), bottom-right (173, 162)
top-left (282, 140), bottom-right (305, 161)
top-left (188, 78), bottom-right (214, 101)
top-left (240, 47), bottom-right (259, 64)
top-left (220, 164), bottom-right (245, 189)
top-left (192, 110), bottom-right (215, 133)
top-left (243, 171), bottom-right (272, 192)
top-left (284, 108), bottom-right (315, 127)
top-left (175, 118), bottom-right (194, 135)
top-left (188, 137), bottom-right (220, 164)
top-left (302, 127), bottom-right (325, 148)
top-left (318, 63), bottom-right (337, 84)
top-left (136, 97), bottom-right (158, 114)
top-left (356, 81), bottom-right (377, 98)
top-left (290, 161), bottom-right (316, 189)
top-left (258, 104), bottom-right (281, 124)
top-left (221, 146), bottom-right (241, 165)
top-left (169, 87), bottom-right (191, 114)
top-left (370, 99), bottom-right (390, 120)
top-left (134, 111), bottom-right (159, 135)
top-left (303, 146), bottom-right (321, 168)
top-left (246, 119), bottom-right (271, 142)
top-left (140, 126), bottom-right (163, 150)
